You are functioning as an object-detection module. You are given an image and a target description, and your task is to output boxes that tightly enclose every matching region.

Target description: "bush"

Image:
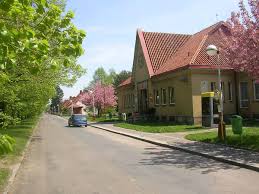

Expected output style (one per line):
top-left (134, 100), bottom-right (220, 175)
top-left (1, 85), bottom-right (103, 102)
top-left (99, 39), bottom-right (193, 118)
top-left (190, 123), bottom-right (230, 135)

top-left (0, 134), bottom-right (15, 155)
top-left (0, 112), bottom-right (20, 129)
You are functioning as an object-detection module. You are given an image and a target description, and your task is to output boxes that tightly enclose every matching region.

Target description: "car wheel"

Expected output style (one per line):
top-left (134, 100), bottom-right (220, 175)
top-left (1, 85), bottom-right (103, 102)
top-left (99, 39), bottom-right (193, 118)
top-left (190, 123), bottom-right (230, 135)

top-left (85, 125), bottom-right (87, 127)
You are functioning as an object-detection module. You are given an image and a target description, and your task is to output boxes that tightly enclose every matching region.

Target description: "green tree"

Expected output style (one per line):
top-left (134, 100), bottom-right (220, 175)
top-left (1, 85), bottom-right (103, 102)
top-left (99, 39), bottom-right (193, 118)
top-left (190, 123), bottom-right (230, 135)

top-left (0, 0), bottom-right (86, 127)
top-left (50, 86), bottom-right (64, 112)
top-left (113, 70), bottom-right (131, 88)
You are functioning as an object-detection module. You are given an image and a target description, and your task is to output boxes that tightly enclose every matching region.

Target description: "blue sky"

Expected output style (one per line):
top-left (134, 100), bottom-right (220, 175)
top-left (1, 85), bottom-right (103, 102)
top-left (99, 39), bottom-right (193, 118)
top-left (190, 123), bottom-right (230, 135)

top-left (62, 0), bottom-right (240, 99)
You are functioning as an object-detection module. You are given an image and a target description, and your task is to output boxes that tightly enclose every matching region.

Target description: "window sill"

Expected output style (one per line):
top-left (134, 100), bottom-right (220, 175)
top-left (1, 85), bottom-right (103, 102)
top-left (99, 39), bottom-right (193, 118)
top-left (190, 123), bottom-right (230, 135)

top-left (169, 103), bottom-right (175, 106)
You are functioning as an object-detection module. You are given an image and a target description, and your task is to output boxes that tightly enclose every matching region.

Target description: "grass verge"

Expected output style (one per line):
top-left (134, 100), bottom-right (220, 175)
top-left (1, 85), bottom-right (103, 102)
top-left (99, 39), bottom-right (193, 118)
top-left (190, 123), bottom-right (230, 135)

top-left (0, 118), bottom-right (38, 192)
top-left (114, 122), bottom-right (205, 133)
top-left (185, 127), bottom-right (259, 152)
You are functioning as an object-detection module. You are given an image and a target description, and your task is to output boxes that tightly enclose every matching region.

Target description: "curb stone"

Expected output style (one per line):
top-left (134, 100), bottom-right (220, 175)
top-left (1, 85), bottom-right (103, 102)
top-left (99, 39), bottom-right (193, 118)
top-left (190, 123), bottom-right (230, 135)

top-left (3, 119), bottom-right (41, 194)
top-left (89, 124), bottom-right (259, 173)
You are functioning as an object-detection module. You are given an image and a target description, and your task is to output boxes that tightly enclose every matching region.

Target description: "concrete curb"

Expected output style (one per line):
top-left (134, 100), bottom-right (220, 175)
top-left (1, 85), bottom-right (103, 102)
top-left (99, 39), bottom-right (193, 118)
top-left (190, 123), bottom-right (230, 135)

top-left (89, 124), bottom-right (259, 173)
top-left (3, 120), bottom-right (40, 194)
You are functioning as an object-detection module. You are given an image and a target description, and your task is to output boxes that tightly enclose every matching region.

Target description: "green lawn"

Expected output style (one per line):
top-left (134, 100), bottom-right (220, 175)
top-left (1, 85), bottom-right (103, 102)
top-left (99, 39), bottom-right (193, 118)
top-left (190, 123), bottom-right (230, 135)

top-left (88, 116), bottom-right (120, 123)
top-left (114, 122), bottom-right (204, 133)
top-left (0, 169), bottom-right (10, 191)
top-left (0, 118), bottom-right (38, 191)
top-left (185, 127), bottom-right (259, 152)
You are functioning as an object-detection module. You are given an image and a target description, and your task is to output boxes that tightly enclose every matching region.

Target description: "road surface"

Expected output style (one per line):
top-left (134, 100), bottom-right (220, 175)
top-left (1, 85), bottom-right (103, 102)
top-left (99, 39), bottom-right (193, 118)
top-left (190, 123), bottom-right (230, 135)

top-left (9, 114), bottom-right (259, 194)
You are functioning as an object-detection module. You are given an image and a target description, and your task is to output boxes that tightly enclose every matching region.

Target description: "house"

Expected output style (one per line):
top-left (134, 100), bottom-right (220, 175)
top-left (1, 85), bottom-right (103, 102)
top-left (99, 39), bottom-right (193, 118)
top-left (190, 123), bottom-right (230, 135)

top-left (117, 22), bottom-right (259, 125)
top-left (62, 90), bottom-right (87, 115)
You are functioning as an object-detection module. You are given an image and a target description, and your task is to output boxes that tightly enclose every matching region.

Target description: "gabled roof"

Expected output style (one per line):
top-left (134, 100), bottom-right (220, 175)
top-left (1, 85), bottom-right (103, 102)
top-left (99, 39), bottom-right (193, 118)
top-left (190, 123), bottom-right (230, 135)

top-left (118, 76), bottom-right (132, 88)
top-left (155, 22), bottom-right (230, 75)
top-left (119, 22), bottom-right (231, 87)
top-left (142, 32), bottom-right (191, 73)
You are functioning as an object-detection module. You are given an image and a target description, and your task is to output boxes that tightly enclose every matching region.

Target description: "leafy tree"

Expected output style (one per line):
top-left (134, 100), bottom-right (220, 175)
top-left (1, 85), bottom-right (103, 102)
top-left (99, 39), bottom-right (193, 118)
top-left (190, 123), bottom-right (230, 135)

top-left (224, 0), bottom-right (259, 78)
top-left (0, 0), bottom-right (86, 127)
top-left (50, 86), bottom-right (64, 111)
top-left (82, 82), bottom-right (117, 117)
top-left (113, 70), bottom-right (131, 88)
top-left (86, 67), bottom-right (116, 89)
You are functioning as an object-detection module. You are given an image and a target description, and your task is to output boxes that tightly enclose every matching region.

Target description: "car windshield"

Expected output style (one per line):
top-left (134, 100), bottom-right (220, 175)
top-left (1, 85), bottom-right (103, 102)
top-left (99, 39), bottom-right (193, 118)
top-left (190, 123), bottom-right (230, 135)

top-left (73, 115), bottom-right (86, 121)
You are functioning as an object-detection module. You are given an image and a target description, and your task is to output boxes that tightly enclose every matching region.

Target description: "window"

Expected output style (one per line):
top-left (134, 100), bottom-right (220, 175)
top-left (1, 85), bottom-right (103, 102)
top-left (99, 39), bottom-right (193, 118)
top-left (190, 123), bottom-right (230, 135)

top-left (210, 82), bottom-right (216, 92)
top-left (240, 82), bottom-right (249, 108)
top-left (161, 88), bottom-right (166, 105)
top-left (228, 82), bottom-right (233, 101)
top-left (169, 87), bottom-right (175, 104)
top-left (221, 82), bottom-right (225, 102)
top-left (254, 81), bottom-right (259, 101)
top-left (154, 90), bottom-right (160, 105)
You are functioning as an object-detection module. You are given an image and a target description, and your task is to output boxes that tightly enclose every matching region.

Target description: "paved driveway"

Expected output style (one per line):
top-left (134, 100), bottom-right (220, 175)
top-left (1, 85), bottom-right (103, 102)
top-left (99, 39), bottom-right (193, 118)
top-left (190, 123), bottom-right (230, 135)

top-left (9, 114), bottom-right (259, 194)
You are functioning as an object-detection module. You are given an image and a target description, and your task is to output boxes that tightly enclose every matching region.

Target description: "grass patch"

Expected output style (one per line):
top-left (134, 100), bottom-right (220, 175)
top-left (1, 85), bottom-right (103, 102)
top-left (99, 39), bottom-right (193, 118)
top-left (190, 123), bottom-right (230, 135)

top-left (0, 168), bottom-right (10, 192)
top-left (114, 122), bottom-right (205, 133)
top-left (185, 127), bottom-right (259, 152)
top-left (0, 118), bottom-right (38, 191)
top-left (88, 116), bottom-right (120, 123)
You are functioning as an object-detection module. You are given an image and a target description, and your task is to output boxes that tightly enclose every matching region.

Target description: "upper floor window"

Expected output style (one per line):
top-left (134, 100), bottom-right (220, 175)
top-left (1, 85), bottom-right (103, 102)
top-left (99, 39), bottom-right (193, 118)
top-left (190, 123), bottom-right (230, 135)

top-left (161, 88), bottom-right (166, 105)
top-left (254, 81), bottom-right (259, 101)
top-left (169, 87), bottom-right (175, 104)
top-left (240, 82), bottom-right (249, 108)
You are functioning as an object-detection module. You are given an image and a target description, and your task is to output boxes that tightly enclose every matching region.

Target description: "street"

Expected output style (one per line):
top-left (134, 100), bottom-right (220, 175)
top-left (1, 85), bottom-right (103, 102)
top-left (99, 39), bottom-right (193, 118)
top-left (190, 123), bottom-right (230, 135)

top-left (9, 114), bottom-right (259, 194)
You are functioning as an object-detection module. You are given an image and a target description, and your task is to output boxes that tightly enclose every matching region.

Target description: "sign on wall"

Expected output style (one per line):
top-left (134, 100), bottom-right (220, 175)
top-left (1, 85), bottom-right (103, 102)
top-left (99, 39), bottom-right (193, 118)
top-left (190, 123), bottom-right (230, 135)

top-left (200, 81), bottom-right (209, 93)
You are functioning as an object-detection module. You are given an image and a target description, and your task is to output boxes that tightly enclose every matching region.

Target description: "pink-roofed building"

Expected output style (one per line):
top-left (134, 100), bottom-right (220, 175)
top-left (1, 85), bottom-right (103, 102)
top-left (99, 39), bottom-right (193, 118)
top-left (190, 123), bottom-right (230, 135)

top-left (117, 22), bottom-right (259, 125)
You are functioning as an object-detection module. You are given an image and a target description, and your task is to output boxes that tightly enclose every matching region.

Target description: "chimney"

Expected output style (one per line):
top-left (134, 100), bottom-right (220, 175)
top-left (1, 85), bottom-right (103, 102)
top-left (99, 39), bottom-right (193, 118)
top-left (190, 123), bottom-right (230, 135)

top-left (80, 90), bottom-right (82, 94)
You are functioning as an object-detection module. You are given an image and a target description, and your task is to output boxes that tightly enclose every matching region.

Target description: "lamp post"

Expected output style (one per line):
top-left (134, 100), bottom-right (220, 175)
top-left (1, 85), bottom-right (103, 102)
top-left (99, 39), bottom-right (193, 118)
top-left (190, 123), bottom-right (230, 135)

top-left (206, 45), bottom-right (225, 141)
top-left (89, 90), bottom-right (96, 120)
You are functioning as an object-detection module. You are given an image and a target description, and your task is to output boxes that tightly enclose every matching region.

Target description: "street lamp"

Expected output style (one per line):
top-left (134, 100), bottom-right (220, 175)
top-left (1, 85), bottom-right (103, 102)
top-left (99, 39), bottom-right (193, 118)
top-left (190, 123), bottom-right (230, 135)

top-left (206, 45), bottom-right (225, 141)
top-left (89, 90), bottom-right (96, 120)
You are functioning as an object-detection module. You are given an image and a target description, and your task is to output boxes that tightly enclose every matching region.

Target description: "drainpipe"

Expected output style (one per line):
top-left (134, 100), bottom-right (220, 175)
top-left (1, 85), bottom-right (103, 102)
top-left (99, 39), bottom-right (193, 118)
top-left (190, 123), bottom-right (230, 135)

top-left (234, 71), bottom-right (239, 115)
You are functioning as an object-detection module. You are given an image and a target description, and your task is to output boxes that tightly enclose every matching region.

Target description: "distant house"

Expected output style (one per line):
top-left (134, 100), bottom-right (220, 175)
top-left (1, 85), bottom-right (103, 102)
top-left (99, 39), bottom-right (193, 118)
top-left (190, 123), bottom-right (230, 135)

top-left (117, 22), bottom-right (259, 124)
top-left (62, 90), bottom-right (87, 115)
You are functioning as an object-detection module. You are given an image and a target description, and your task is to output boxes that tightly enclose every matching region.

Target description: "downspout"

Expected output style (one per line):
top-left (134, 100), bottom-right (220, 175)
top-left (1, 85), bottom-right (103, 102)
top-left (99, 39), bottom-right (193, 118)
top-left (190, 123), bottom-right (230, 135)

top-left (234, 71), bottom-right (239, 115)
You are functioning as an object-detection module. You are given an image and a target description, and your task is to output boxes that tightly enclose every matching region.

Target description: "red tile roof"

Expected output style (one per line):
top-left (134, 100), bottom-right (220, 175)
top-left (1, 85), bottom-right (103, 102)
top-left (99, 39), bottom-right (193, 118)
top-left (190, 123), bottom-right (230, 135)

top-left (119, 22), bottom-right (231, 87)
top-left (143, 32), bottom-right (191, 73)
top-left (155, 22), bottom-right (231, 75)
top-left (118, 76), bottom-right (132, 87)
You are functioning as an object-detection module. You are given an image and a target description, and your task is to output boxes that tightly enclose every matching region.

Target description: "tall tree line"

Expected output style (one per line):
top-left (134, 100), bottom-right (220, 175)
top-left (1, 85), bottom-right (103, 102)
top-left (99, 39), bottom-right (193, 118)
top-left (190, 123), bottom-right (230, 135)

top-left (0, 0), bottom-right (86, 127)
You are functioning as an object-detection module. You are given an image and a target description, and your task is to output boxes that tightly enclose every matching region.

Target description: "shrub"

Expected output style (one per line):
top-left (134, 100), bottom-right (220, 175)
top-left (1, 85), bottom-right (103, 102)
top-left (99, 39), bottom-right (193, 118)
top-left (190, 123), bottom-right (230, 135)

top-left (0, 134), bottom-right (15, 155)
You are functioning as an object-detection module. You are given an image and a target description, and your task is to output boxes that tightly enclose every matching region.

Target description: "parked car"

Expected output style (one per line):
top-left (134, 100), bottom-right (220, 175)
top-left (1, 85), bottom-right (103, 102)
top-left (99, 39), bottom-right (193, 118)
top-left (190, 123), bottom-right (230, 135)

top-left (68, 114), bottom-right (87, 127)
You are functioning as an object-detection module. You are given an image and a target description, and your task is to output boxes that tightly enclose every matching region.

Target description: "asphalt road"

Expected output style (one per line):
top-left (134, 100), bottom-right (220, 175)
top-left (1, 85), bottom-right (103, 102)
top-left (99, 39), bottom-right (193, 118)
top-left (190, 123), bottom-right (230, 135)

top-left (9, 114), bottom-right (259, 194)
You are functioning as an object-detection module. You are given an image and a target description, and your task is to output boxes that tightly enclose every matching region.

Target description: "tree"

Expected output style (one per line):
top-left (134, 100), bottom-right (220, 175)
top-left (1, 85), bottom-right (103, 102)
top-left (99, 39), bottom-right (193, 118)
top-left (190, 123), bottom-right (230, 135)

top-left (82, 82), bottom-right (117, 117)
top-left (113, 70), bottom-right (131, 88)
top-left (0, 0), bottom-right (86, 127)
top-left (223, 0), bottom-right (259, 78)
top-left (50, 86), bottom-right (64, 112)
top-left (86, 67), bottom-right (116, 89)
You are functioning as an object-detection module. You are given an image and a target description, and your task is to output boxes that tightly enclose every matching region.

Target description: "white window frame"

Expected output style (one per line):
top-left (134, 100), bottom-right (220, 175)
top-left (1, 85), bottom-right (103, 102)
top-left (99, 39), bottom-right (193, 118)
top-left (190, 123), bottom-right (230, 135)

top-left (228, 82), bottom-right (233, 102)
top-left (239, 82), bottom-right (249, 108)
top-left (161, 88), bottom-right (167, 105)
top-left (253, 81), bottom-right (259, 101)
top-left (154, 90), bottom-right (160, 105)
top-left (169, 87), bottom-right (175, 105)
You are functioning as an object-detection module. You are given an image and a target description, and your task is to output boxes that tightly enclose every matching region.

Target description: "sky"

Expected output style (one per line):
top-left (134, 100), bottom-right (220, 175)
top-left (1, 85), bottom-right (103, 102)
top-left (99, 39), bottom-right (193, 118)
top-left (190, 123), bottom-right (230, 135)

top-left (62, 0), bottom-right (240, 99)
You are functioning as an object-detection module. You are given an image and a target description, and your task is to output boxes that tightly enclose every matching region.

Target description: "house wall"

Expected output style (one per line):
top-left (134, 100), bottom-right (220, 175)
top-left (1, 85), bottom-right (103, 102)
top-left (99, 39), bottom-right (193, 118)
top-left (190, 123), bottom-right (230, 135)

top-left (151, 69), bottom-right (194, 123)
top-left (191, 69), bottom-right (237, 124)
top-left (237, 73), bottom-right (259, 118)
top-left (132, 35), bottom-right (151, 112)
top-left (117, 85), bottom-right (135, 114)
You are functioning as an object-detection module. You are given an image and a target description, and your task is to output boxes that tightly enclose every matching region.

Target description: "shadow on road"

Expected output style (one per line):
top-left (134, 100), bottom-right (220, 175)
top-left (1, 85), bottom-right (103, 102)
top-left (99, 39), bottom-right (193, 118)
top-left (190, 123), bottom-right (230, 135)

top-left (140, 146), bottom-right (240, 174)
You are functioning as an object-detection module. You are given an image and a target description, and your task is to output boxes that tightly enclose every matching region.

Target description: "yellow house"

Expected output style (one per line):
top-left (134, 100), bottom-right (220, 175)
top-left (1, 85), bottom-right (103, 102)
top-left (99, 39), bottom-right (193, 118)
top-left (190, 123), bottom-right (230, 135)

top-left (117, 22), bottom-right (259, 125)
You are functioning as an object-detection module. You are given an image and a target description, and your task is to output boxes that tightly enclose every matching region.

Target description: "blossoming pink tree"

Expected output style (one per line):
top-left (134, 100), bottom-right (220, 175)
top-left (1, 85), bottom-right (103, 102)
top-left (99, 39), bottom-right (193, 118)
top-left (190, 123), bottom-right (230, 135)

top-left (223, 0), bottom-right (259, 78)
top-left (81, 82), bottom-right (117, 116)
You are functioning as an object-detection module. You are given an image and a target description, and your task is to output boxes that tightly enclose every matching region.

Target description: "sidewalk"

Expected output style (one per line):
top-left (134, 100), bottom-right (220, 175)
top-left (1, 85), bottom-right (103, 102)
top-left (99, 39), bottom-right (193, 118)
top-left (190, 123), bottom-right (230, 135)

top-left (89, 122), bottom-right (259, 172)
